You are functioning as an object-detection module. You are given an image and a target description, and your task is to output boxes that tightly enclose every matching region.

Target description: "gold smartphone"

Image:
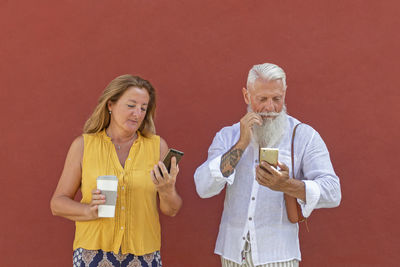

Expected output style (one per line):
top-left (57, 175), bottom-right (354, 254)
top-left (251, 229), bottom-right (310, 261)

top-left (259, 148), bottom-right (279, 167)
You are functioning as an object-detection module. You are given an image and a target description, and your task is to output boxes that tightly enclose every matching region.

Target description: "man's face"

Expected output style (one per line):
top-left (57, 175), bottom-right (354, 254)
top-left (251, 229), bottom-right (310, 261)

top-left (242, 78), bottom-right (287, 147)
top-left (242, 78), bottom-right (286, 118)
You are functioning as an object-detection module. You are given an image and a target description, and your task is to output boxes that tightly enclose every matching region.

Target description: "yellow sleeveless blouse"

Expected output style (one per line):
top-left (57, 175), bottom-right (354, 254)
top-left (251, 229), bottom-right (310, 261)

top-left (73, 130), bottom-right (161, 255)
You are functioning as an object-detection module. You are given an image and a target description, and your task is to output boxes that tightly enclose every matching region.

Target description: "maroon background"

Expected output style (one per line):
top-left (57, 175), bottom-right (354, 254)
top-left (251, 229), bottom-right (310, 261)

top-left (1, 1), bottom-right (399, 266)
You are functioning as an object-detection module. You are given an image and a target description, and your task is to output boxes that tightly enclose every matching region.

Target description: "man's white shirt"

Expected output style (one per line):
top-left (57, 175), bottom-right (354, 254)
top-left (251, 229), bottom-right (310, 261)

top-left (194, 115), bottom-right (341, 265)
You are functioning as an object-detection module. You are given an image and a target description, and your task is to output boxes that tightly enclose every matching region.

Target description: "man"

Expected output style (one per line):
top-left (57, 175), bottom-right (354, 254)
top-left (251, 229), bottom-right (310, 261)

top-left (194, 63), bottom-right (341, 266)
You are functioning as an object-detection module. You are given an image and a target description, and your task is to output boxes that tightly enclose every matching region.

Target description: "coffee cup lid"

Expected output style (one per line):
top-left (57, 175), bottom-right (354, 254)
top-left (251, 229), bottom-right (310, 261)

top-left (97, 175), bottom-right (118, 181)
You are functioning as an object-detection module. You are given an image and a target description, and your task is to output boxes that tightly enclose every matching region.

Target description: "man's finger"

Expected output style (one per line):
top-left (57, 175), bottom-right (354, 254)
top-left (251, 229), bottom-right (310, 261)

top-left (277, 161), bottom-right (289, 172)
top-left (253, 113), bottom-right (263, 125)
top-left (247, 112), bottom-right (262, 123)
top-left (244, 112), bottom-right (260, 124)
top-left (255, 172), bottom-right (268, 186)
top-left (256, 166), bottom-right (270, 181)
top-left (248, 117), bottom-right (262, 127)
top-left (259, 161), bottom-right (274, 173)
top-left (261, 161), bottom-right (281, 176)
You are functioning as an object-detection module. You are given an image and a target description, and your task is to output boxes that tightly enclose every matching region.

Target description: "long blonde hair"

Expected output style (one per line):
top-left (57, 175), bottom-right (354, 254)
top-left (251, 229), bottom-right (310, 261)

top-left (83, 75), bottom-right (156, 137)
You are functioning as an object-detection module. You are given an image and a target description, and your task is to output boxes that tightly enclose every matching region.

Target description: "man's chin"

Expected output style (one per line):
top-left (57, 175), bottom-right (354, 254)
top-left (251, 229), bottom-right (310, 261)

top-left (253, 112), bottom-right (287, 148)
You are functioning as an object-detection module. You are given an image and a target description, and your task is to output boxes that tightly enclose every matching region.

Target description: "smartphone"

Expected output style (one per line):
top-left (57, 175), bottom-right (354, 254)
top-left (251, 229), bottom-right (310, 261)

top-left (259, 148), bottom-right (279, 167)
top-left (162, 148), bottom-right (184, 172)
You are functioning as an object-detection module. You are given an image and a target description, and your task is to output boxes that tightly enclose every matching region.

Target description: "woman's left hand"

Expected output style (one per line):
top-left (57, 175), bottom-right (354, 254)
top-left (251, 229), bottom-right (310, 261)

top-left (151, 156), bottom-right (179, 194)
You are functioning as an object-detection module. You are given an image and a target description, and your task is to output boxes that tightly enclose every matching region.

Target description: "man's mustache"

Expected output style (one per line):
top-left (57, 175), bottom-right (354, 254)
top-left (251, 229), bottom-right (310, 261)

top-left (256, 112), bottom-right (280, 117)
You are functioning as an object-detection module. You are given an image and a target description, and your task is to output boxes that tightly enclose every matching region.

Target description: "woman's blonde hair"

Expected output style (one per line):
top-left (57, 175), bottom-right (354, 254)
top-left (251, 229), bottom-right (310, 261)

top-left (83, 74), bottom-right (156, 137)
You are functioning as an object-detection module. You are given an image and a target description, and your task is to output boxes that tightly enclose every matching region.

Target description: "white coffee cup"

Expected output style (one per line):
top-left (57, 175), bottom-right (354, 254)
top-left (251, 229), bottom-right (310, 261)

top-left (96, 175), bottom-right (118, 218)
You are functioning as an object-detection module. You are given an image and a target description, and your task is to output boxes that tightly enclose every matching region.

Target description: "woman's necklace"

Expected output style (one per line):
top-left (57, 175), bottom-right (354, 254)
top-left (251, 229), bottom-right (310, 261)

top-left (107, 131), bottom-right (137, 150)
top-left (114, 143), bottom-right (122, 150)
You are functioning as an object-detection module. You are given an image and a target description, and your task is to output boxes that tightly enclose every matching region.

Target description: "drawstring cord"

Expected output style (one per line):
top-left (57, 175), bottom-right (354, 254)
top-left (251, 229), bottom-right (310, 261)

top-left (241, 232), bottom-right (251, 263)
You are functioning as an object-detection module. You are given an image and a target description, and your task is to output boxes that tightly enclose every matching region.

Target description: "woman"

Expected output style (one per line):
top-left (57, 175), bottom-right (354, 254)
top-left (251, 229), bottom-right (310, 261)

top-left (50, 75), bottom-right (182, 267)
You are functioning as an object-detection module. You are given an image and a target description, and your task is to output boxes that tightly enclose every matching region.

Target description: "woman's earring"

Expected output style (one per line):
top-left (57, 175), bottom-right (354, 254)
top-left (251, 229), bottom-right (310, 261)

top-left (109, 110), bottom-right (112, 114)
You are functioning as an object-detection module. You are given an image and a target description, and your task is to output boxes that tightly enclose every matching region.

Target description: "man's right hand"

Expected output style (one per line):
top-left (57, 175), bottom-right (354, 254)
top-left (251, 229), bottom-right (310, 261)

top-left (220, 112), bottom-right (262, 177)
top-left (238, 112), bottom-right (263, 148)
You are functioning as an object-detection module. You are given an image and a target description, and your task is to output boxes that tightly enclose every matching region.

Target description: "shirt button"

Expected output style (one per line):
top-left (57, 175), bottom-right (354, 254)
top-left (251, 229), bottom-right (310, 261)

top-left (121, 206), bottom-right (125, 210)
top-left (122, 186), bottom-right (125, 190)
top-left (252, 197), bottom-right (255, 200)
top-left (121, 226), bottom-right (124, 230)
top-left (128, 158), bottom-right (131, 160)
top-left (242, 236), bottom-right (246, 240)
top-left (249, 217), bottom-right (252, 221)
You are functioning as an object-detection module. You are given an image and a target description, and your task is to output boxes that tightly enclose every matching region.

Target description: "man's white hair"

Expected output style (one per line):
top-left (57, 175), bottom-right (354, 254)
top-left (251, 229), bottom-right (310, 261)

top-left (247, 63), bottom-right (287, 90)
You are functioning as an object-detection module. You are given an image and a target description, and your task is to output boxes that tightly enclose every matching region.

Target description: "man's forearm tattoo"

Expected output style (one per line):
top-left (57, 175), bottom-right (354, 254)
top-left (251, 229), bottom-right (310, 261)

top-left (220, 147), bottom-right (244, 177)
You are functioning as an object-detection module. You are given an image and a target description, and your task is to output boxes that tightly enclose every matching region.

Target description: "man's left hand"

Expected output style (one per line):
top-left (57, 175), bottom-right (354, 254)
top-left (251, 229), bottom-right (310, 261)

top-left (256, 161), bottom-right (290, 191)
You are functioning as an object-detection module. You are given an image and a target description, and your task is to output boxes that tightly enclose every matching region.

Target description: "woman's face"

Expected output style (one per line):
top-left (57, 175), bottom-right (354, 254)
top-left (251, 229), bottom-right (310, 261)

top-left (108, 86), bottom-right (150, 134)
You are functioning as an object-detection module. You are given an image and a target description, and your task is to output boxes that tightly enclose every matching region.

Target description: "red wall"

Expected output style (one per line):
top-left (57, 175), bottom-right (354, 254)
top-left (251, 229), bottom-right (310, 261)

top-left (1, 1), bottom-right (399, 266)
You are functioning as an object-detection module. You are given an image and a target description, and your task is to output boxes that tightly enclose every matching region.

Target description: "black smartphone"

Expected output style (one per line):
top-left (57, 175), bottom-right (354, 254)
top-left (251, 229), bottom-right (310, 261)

top-left (160, 148), bottom-right (184, 174)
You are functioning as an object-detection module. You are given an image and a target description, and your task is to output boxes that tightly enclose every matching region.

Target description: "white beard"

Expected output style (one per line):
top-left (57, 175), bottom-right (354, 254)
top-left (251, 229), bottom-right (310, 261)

top-left (248, 105), bottom-right (288, 148)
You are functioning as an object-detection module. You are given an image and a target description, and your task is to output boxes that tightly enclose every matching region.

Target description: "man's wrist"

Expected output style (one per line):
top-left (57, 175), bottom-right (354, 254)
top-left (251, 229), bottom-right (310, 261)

top-left (236, 138), bottom-right (249, 150)
top-left (284, 179), bottom-right (306, 201)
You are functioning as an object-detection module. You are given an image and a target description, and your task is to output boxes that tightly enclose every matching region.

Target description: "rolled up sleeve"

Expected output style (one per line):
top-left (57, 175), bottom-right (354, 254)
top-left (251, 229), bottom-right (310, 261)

top-left (209, 155), bottom-right (236, 185)
top-left (297, 180), bottom-right (321, 217)
top-left (298, 129), bottom-right (341, 216)
top-left (194, 124), bottom-right (240, 198)
top-left (194, 129), bottom-right (238, 198)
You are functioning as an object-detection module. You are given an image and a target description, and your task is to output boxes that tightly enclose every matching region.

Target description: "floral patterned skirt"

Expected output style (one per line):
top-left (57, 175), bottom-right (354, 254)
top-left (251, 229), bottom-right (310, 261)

top-left (73, 248), bottom-right (162, 267)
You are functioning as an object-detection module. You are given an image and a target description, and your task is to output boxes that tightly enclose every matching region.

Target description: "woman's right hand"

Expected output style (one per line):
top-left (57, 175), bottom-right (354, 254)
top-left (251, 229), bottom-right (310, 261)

top-left (85, 189), bottom-right (106, 220)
